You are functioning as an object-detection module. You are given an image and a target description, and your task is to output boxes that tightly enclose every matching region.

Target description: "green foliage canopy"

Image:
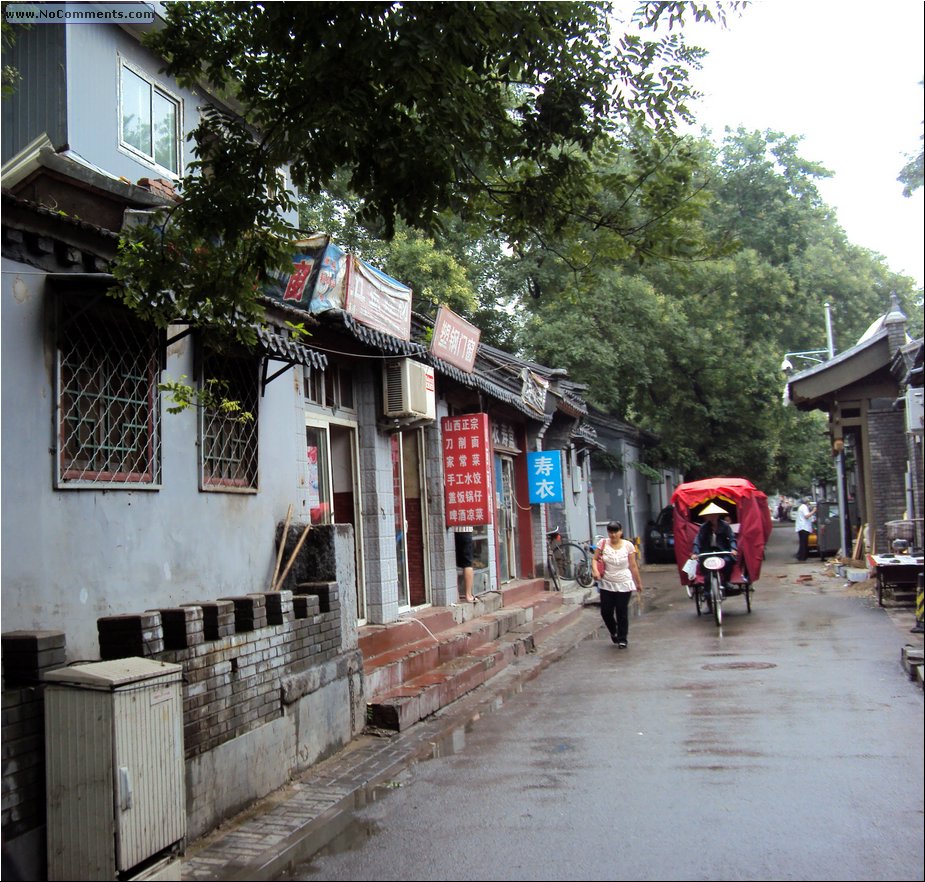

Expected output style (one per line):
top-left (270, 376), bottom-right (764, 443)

top-left (113, 1), bottom-right (737, 342)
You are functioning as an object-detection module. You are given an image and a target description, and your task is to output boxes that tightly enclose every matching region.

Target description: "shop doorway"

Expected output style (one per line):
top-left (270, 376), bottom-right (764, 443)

top-left (306, 420), bottom-right (366, 622)
top-left (391, 429), bottom-right (430, 609)
top-left (495, 454), bottom-right (519, 582)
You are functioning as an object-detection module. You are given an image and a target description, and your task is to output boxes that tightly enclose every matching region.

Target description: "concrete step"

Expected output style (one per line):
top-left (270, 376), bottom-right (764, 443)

top-left (363, 581), bottom-right (574, 731)
top-left (359, 579), bottom-right (545, 674)
top-left (901, 645), bottom-right (924, 685)
top-left (363, 606), bottom-right (533, 700)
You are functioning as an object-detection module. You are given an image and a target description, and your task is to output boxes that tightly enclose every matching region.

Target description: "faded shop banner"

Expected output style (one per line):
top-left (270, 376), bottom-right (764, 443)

top-left (271, 241), bottom-right (413, 342)
top-left (345, 256), bottom-right (412, 341)
top-left (264, 235), bottom-right (330, 308)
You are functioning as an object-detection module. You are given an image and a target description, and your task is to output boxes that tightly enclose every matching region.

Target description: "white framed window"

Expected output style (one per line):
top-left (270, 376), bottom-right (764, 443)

top-left (119, 60), bottom-right (181, 174)
top-left (305, 423), bottom-right (333, 525)
top-left (304, 363), bottom-right (355, 413)
top-left (55, 298), bottom-right (161, 488)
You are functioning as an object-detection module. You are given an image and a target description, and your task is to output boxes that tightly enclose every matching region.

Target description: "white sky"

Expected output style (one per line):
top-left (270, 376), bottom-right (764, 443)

top-left (673, 0), bottom-right (924, 288)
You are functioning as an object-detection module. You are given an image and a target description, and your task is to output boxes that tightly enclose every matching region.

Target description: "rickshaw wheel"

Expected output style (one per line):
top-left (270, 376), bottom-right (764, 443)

top-left (745, 584), bottom-right (752, 613)
top-left (694, 584), bottom-right (703, 616)
top-left (711, 573), bottom-right (723, 627)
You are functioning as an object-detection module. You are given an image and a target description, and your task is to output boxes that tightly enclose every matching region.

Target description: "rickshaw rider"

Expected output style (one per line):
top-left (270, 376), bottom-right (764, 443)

top-left (690, 502), bottom-right (738, 590)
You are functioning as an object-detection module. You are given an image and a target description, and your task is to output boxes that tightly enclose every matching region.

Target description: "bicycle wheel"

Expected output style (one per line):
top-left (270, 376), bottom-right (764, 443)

top-left (574, 546), bottom-right (594, 588)
top-left (711, 572), bottom-right (722, 627)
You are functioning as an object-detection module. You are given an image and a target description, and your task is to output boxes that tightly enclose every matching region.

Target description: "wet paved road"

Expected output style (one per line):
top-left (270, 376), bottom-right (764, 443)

top-left (279, 525), bottom-right (924, 881)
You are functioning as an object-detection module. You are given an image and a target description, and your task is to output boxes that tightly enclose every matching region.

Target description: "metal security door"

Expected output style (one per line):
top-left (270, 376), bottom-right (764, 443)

top-left (496, 455), bottom-right (518, 581)
top-left (392, 430), bottom-right (430, 610)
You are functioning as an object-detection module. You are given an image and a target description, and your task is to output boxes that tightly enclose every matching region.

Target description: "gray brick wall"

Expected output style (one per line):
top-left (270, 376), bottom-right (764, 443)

top-left (1, 630), bottom-right (66, 877)
top-left (910, 433), bottom-right (924, 549)
top-left (96, 587), bottom-right (341, 759)
top-left (1, 524), bottom-right (360, 864)
top-left (867, 402), bottom-right (908, 552)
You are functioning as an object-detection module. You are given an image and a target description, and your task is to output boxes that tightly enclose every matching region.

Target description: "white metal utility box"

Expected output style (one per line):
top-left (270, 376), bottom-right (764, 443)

top-left (44, 658), bottom-right (185, 881)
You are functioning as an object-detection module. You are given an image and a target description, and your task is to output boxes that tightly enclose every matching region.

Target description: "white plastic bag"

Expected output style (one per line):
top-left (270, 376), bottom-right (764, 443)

top-left (682, 557), bottom-right (698, 580)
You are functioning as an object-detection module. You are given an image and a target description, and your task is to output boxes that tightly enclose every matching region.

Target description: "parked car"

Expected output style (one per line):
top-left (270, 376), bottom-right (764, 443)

top-left (644, 505), bottom-right (676, 563)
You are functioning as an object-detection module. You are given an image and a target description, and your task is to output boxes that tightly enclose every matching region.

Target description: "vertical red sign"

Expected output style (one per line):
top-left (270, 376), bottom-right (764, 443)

top-left (441, 413), bottom-right (493, 527)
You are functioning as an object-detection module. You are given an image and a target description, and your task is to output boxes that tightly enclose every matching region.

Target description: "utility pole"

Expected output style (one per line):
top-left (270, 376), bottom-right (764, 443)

top-left (826, 302), bottom-right (850, 557)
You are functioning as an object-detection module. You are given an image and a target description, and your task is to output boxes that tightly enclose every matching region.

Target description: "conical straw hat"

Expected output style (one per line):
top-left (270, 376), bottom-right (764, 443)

top-left (700, 502), bottom-right (727, 516)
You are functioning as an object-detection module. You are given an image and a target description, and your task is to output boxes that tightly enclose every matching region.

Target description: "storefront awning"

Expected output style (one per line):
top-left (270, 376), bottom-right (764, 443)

top-left (258, 327), bottom-right (327, 392)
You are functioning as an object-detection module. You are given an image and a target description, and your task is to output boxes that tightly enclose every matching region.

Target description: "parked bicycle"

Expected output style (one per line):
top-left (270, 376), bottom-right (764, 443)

top-left (545, 527), bottom-right (595, 591)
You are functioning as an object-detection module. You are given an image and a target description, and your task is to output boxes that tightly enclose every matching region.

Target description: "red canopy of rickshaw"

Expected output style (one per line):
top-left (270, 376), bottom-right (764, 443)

top-left (670, 477), bottom-right (773, 584)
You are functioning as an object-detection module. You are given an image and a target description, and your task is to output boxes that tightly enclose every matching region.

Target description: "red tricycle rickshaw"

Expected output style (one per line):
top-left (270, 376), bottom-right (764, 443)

top-left (671, 478), bottom-right (773, 626)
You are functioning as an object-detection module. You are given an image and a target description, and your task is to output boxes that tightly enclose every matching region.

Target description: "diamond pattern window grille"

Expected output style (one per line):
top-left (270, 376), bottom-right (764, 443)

top-left (200, 353), bottom-right (259, 491)
top-left (56, 299), bottom-right (161, 487)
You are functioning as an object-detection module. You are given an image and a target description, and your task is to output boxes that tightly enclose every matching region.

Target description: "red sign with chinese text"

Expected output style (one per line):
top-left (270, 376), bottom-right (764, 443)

top-left (441, 413), bottom-right (493, 527)
top-left (431, 306), bottom-right (480, 372)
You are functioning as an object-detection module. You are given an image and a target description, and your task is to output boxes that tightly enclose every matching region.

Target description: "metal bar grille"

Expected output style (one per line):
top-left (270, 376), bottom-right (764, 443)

top-left (57, 300), bottom-right (161, 486)
top-left (200, 355), bottom-right (259, 490)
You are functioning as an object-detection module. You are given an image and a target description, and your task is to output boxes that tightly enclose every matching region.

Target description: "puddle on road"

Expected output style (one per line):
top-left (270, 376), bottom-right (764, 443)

top-left (275, 681), bottom-right (528, 878)
top-left (426, 686), bottom-right (522, 759)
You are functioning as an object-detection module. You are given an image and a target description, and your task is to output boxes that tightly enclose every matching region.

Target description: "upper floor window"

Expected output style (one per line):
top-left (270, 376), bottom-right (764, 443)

top-left (56, 297), bottom-right (161, 488)
top-left (120, 62), bottom-right (180, 174)
top-left (304, 363), bottom-right (355, 413)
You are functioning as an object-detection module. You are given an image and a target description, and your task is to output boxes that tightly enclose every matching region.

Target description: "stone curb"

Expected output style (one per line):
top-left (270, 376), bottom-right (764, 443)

top-left (180, 608), bottom-right (602, 880)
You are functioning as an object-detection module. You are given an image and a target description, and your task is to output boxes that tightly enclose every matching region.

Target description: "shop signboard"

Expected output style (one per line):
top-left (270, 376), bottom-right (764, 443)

top-left (265, 235), bottom-right (329, 309)
top-left (527, 451), bottom-right (564, 504)
top-left (431, 305), bottom-right (480, 372)
top-left (309, 242), bottom-right (349, 315)
top-left (442, 413), bottom-right (493, 527)
top-left (521, 369), bottom-right (548, 415)
top-left (344, 256), bottom-right (412, 341)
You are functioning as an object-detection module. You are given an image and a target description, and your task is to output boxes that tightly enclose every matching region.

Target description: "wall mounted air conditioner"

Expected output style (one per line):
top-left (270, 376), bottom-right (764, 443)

top-left (45, 658), bottom-right (185, 881)
top-left (905, 386), bottom-right (924, 433)
top-left (383, 359), bottom-right (436, 420)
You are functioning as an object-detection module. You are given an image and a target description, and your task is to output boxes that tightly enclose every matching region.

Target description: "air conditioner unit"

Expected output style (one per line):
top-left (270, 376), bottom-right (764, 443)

top-left (383, 359), bottom-right (436, 420)
top-left (905, 387), bottom-right (924, 433)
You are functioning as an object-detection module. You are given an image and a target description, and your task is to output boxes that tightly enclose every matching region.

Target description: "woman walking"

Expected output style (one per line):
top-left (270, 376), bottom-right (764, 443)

top-left (593, 521), bottom-right (643, 648)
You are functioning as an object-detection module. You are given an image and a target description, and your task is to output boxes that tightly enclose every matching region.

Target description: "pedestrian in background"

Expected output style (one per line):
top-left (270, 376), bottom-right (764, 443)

top-left (794, 496), bottom-right (816, 561)
top-left (592, 521), bottom-right (643, 648)
top-left (454, 527), bottom-right (476, 602)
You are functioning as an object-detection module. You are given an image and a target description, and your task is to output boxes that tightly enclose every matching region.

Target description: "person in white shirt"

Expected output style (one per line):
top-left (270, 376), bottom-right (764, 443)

top-left (794, 497), bottom-right (816, 561)
top-left (592, 521), bottom-right (643, 648)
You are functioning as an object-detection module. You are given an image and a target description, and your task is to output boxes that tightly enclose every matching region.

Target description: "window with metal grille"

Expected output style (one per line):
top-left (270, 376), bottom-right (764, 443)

top-left (199, 352), bottom-right (259, 491)
top-left (56, 298), bottom-right (161, 487)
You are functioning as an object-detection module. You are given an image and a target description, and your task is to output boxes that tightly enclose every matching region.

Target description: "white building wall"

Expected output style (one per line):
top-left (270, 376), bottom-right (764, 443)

top-left (356, 374), bottom-right (400, 624)
top-left (0, 259), bottom-right (309, 660)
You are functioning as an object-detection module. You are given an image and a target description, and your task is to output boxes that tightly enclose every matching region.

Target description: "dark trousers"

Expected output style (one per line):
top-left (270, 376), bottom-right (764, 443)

top-left (796, 530), bottom-right (810, 561)
top-left (600, 589), bottom-right (632, 642)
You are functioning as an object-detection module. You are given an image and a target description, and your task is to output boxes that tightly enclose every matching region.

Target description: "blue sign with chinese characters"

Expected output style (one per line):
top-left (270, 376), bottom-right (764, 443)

top-left (527, 451), bottom-right (564, 503)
